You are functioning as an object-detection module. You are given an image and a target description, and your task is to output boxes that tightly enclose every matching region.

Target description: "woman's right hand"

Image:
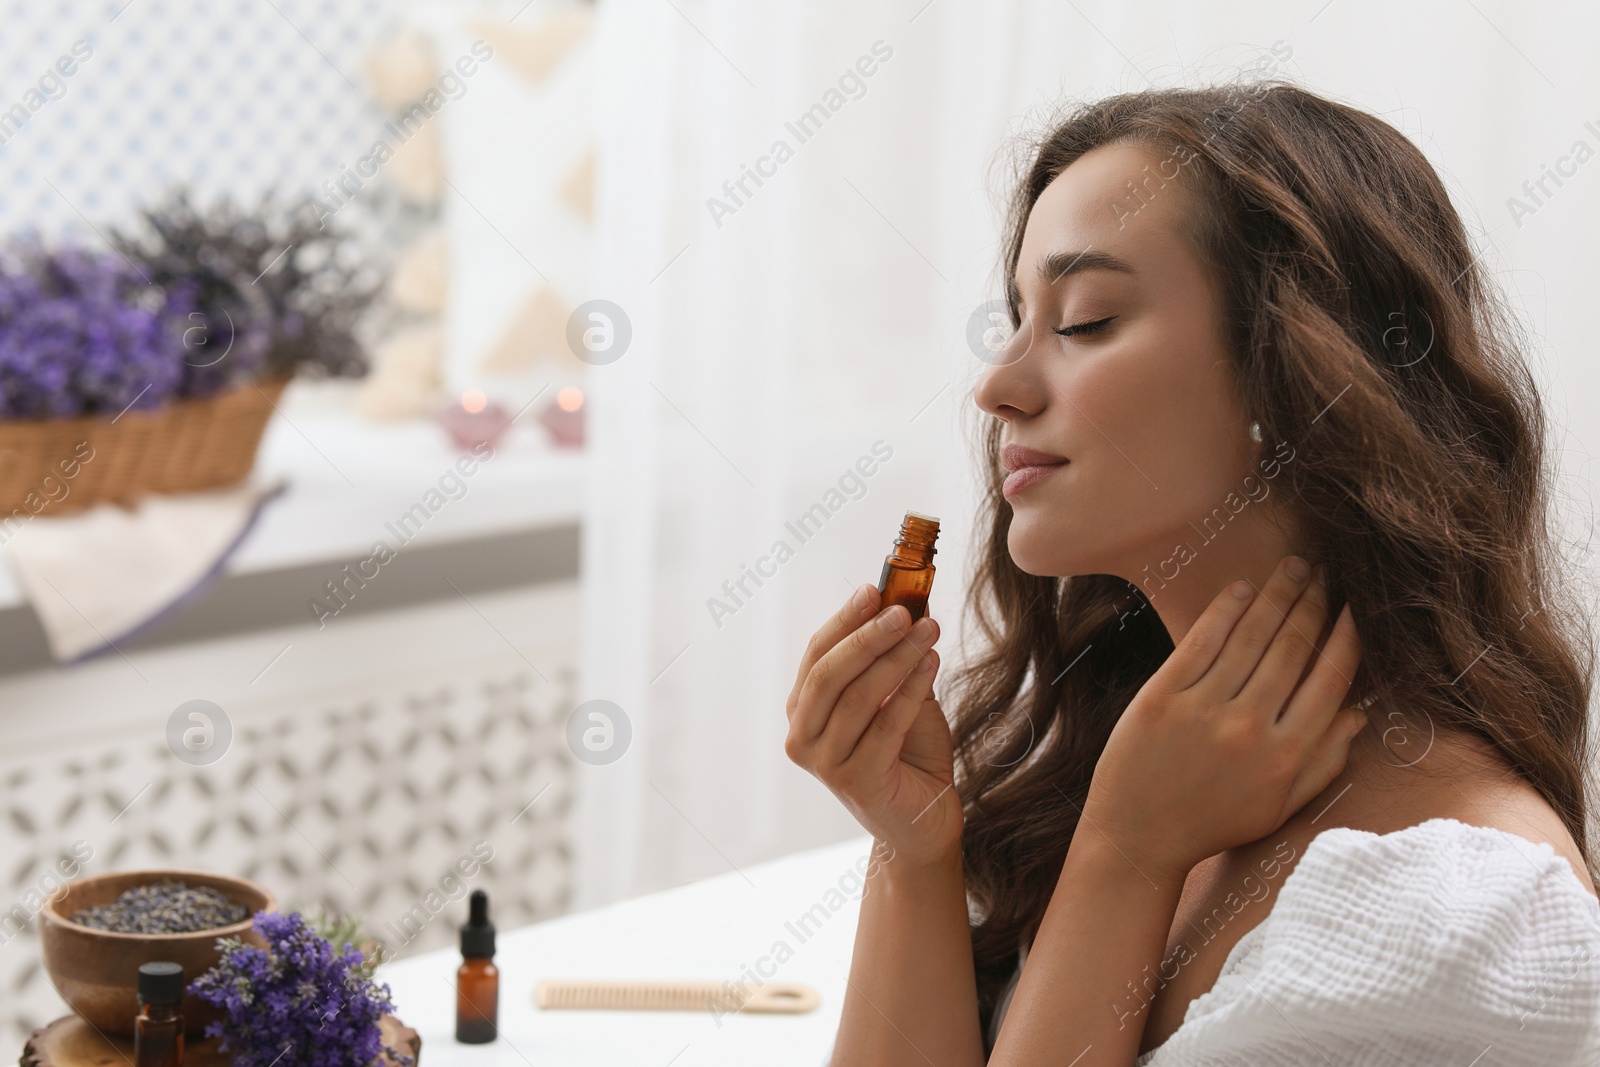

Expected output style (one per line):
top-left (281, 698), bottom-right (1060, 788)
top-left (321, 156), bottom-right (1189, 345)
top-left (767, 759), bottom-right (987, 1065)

top-left (784, 582), bottom-right (960, 869)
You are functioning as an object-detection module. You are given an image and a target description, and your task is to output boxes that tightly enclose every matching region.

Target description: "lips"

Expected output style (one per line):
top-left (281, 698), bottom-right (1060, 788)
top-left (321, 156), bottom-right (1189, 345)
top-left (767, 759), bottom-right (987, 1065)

top-left (1002, 443), bottom-right (1067, 473)
top-left (1001, 442), bottom-right (1068, 500)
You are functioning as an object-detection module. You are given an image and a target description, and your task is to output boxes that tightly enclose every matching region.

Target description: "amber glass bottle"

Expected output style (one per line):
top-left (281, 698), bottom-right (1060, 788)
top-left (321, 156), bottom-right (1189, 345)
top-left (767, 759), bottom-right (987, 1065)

top-left (876, 511), bottom-right (939, 622)
top-left (134, 961), bottom-right (184, 1067)
top-left (456, 889), bottom-right (499, 1043)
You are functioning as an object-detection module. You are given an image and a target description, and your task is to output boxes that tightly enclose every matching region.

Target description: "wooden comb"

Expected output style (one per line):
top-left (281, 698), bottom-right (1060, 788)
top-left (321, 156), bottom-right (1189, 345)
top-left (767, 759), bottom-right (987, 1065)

top-left (534, 978), bottom-right (820, 1014)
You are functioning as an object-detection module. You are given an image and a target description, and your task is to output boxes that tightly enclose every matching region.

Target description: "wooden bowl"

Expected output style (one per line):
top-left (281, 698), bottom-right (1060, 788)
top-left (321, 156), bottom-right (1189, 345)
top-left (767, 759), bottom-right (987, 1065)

top-left (38, 869), bottom-right (276, 1037)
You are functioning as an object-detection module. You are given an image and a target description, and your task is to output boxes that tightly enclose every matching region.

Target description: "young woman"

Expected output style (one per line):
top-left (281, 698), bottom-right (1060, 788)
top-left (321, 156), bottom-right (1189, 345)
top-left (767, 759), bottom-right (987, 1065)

top-left (785, 82), bottom-right (1600, 1065)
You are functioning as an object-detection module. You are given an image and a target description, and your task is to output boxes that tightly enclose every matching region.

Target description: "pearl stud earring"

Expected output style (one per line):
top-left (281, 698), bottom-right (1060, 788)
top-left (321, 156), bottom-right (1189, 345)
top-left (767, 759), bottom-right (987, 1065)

top-left (1249, 420), bottom-right (1264, 443)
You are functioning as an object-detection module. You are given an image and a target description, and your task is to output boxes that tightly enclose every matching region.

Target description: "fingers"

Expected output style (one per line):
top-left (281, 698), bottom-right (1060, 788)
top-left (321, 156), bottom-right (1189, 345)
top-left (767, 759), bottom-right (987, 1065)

top-left (1158, 577), bottom-right (1259, 691)
top-left (843, 649), bottom-right (940, 773)
top-left (788, 583), bottom-right (881, 718)
top-left (1280, 707), bottom-right (1368, 818)
top-left (811, 617), bottom-right (940, 769)
top-left (787, 600), bottom-right (922, 748)
top-left (1276, 601), bottom-right (1362, 743)
top-left (1197, 555), bottom-right (1317, 699)
top-left (1233, 562), bottom-right (1333, 719)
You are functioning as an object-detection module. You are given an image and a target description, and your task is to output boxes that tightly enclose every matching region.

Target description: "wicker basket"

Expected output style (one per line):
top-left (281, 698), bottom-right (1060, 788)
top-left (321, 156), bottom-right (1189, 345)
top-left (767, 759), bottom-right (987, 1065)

top-left (0, 376), bottom-right (289, 516)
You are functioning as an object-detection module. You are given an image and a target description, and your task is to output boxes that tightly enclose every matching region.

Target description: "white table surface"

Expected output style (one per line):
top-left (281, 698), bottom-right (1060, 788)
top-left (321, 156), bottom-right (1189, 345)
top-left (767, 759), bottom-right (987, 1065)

top-left (379, 835), bottom-right (874, 1066)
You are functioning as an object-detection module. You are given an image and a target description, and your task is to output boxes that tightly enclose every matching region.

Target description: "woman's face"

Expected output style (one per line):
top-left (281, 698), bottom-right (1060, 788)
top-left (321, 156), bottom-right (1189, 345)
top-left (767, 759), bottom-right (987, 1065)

top-left (974, 141), bottom-right (1283, 590)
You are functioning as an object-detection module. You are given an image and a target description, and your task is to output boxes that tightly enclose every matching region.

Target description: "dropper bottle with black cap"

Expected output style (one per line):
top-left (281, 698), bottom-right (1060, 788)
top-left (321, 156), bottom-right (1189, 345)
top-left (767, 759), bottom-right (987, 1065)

top-left (455, 888), bottom-right (498, 1043)
top-left (135, 960), bottom-right (184, 1067)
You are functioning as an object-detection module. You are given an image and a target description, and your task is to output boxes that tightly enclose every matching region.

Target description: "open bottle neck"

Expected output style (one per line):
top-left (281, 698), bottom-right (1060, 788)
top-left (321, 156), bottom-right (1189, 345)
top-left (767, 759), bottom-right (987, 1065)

top-left (890, 512), bottom-right (940, 566)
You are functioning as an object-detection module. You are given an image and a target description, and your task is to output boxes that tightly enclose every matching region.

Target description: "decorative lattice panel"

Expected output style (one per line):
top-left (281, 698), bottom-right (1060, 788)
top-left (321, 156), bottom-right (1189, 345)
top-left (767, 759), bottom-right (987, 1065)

top-left (0, 0), bottom-right (398, 240)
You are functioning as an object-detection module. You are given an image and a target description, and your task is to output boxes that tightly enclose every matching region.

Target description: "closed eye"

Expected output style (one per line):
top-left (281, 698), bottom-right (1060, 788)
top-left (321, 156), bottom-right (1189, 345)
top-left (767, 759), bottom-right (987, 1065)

top-left (1053, 316), bottom-right (1116, 339)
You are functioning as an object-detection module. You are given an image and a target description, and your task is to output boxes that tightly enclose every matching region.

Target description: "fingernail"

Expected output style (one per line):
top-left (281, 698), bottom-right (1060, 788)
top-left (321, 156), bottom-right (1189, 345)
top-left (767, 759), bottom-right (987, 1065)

top-left (852, 585), bottom-right (873, 612)
top-left (916, 651), bottom-right (935, 673)
top-left (877, 606), bottom-right (907, 634)
top-left (1312, 562), bottom-right (1328, 585)
top-left (910, 617), bottom-right (935, 643)
top-left (1286, 556), bottom-right (1310, 581)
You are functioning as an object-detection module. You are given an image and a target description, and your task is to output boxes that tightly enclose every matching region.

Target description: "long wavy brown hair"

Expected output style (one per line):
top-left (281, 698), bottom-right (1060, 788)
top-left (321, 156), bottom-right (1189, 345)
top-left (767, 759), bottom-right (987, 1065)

top-left (947, 79), bottom-right (1598, 1033)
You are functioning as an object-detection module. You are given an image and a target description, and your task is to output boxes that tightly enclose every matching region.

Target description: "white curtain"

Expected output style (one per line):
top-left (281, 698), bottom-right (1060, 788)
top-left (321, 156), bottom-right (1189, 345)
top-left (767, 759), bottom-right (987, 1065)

top-left (573, 0), bottom-right (1600, 908)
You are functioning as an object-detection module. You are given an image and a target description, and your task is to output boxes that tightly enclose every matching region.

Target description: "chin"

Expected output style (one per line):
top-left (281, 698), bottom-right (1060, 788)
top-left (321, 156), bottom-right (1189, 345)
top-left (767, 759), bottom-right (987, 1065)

top-left (1007, 508), bottom-right (1117, 580)
top-left (1006, 522), bottom-right (1071, 578)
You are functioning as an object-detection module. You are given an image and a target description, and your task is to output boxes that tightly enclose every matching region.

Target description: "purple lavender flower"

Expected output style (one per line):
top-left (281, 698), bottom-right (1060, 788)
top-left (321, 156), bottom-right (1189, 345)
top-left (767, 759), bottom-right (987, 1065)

top-left (0, 245), bottom-right (181, 418)
top-left (188, 909), bottom-right (415, 1067)
top-left (1, 190), bottom-right (375, 419)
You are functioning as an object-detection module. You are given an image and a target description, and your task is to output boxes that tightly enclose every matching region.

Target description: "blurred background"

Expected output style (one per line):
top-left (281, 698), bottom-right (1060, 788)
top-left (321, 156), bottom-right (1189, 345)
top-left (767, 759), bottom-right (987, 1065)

top-left (1, 0), bottom-right (1598, 1046)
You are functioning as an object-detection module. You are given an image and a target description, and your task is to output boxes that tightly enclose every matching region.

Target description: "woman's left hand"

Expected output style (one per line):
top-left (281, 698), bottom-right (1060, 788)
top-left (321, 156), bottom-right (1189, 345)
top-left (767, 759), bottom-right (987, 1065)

top-left (1079, 554), bottom-right (1365, 889)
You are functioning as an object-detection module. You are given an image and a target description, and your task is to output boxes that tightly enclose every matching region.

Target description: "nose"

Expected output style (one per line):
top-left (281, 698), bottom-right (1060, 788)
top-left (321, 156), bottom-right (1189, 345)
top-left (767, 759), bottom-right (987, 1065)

top-left (973, 313), bottom-right (1046, 423)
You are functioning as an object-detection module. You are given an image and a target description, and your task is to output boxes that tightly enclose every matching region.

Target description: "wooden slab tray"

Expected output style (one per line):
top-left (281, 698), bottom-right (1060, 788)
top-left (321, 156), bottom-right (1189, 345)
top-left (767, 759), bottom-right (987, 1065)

top-left (21, 1012), bottom-right (420, 1066)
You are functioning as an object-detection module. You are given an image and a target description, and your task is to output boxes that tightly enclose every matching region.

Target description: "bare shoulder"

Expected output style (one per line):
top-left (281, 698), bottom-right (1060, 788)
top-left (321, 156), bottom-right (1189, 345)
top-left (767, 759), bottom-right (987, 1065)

top-left (1329, 726), bottom-right (1597, 898)
top-left (1140, 727), bottom-right (1595, 1055)
top-left (1442, 758), bottom-right (1596, 897)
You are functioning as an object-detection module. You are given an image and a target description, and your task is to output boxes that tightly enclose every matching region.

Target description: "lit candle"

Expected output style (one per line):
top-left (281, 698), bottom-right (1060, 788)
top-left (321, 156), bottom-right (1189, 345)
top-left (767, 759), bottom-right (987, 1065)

top-left (438, 390), bottom-right (511, 450)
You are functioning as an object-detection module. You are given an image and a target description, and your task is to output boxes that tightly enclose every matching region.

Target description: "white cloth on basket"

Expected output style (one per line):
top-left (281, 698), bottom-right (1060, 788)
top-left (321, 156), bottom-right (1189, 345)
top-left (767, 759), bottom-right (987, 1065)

top-left (2, 479), bottom-right (284, 661)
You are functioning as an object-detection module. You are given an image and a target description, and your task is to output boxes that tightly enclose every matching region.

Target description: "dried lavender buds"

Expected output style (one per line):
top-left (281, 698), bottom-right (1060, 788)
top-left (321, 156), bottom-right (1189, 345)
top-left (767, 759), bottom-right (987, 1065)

top-left (72, 880), bottom-right (247, 934)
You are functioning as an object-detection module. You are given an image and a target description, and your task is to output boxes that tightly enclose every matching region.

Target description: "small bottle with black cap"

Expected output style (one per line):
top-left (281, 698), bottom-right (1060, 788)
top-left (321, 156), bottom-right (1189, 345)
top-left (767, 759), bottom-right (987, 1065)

top-left (455, 888), bottom-right (498, 1043)
top-left (135, 960), bottom-right (184, 1067)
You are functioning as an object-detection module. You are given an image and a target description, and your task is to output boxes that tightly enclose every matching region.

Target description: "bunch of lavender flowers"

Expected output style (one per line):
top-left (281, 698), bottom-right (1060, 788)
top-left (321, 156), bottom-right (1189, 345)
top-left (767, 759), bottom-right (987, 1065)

top-left (0, 245), bottom-right (184, 418)
top-left (113, 191), bottom-right (379, 388)
top-left (112, 193), bottom-right (275, 396)
top-left (188, 909), bottom-right (415, 1067)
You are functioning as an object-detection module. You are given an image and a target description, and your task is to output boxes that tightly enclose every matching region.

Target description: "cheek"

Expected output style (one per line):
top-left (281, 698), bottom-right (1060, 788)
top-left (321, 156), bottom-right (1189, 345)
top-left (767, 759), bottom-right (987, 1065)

top-left (1004, 355), bottom-right (1153, 574)
top-left (1006, 338), bottom-right (1249, 576)
top-left (1078, 332), bottom-right (1245, 492)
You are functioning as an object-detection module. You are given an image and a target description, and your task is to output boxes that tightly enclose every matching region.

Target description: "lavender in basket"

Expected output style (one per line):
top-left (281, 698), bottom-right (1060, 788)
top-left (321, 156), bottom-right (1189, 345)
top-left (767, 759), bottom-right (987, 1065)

top-left (113, 192), bottom-right (379, 389)
top-left (0, 191), bottom-right (378, 419)
top-left (0, 245), bottom-right (183, 418)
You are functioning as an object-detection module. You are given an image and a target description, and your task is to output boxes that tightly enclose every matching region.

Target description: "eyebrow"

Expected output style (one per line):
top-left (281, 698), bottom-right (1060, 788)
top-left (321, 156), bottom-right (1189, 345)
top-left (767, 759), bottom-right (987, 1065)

top-left (1009, 248), bottom-right (1137, 305)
